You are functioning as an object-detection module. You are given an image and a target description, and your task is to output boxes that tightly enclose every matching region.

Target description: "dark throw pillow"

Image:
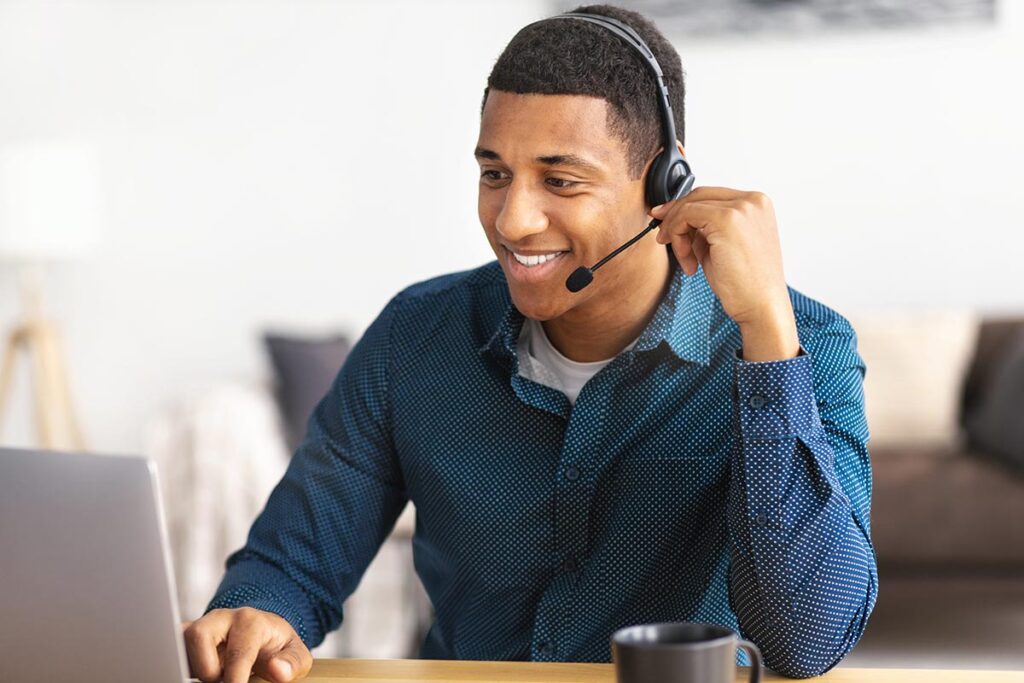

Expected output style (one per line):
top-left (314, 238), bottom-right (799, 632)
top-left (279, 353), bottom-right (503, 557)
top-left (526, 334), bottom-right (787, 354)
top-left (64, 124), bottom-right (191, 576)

top-left (965, 328), bottom-right (1024, 472)
top-left (263, 332), bottom-right (351, 453)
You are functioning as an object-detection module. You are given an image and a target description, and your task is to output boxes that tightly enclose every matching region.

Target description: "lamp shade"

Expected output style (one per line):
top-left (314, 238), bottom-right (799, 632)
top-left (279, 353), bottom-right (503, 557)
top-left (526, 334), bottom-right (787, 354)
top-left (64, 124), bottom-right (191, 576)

top-left (0, 139), bottom-right (102, 263)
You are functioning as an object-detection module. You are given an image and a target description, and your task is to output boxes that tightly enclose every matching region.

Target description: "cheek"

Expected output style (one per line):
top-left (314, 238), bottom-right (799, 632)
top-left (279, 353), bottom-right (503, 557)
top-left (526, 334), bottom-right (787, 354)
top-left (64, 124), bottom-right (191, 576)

top-left (478, 190), bottom-right (502, 231)
top-left (569, 206), bottom-right (619, 249)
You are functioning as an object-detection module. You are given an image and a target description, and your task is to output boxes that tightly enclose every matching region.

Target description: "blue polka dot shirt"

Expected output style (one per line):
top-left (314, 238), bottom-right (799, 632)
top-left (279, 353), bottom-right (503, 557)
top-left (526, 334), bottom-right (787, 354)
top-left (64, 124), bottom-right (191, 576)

top-left (208, 251), bottom-right (878, 678)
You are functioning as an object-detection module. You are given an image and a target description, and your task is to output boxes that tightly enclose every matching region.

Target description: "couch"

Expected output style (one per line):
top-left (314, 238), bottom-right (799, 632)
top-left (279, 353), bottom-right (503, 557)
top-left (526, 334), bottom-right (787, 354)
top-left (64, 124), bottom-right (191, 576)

top-left (844, 316), bottom-right (1024, 670)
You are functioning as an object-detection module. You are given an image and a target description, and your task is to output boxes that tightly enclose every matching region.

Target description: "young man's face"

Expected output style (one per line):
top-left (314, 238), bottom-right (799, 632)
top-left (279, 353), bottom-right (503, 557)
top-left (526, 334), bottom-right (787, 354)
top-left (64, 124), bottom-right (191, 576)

top-left (475, 89), bottom-right (664, 322)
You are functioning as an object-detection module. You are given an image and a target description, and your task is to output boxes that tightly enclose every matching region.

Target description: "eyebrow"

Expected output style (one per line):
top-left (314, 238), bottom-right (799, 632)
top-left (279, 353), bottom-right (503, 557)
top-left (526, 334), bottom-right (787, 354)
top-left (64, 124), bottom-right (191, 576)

top-left (473, 147), bottom-right (603, 174)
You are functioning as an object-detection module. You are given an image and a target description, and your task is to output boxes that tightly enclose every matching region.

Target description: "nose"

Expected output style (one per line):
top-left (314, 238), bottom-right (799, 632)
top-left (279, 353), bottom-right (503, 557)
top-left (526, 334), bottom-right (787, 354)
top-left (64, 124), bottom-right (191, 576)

top-left (494, 178), bottom-right (548, 244)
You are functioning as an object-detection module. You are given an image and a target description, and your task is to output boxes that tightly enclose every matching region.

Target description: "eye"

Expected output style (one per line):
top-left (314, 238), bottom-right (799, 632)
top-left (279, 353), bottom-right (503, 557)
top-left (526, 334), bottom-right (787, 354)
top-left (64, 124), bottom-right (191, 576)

top-left (480, 170), bottom-right (509, 183)
top-left (546, 177), bottom-right (578, 189)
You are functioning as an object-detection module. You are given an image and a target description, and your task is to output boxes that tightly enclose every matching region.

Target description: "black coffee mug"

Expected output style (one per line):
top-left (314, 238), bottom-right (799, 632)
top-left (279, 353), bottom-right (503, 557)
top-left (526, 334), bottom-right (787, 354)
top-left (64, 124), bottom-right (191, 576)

top-left (611, 622), bottom-right (763, 683)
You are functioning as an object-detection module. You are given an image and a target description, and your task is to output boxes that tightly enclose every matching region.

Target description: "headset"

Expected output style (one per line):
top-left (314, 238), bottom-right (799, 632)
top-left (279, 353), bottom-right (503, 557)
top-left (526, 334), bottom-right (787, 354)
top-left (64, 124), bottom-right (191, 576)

top-left (544, 12), bottom-right (694, 208)
top-left (512, 12), bottom-right (697, 292)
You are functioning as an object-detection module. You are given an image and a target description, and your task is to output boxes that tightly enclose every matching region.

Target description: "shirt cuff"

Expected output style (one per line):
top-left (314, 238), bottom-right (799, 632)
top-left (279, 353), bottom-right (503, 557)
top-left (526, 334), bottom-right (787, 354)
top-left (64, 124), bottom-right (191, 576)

top-left (732, 345), bottom-right (819, 439)
top-left (205, 556), bottom-right (313, 645)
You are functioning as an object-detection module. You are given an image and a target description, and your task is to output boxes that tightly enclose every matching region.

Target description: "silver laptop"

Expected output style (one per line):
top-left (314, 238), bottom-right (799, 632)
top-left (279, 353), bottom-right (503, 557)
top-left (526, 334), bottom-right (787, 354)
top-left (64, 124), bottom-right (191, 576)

top-left (0, 446), bottom-right (198, 683)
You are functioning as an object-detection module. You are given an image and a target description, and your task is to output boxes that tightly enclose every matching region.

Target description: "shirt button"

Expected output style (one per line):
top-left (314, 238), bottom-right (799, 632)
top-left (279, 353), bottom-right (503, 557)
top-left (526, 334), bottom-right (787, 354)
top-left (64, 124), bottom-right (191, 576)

top-left (748, 394), bottom-right (766, 409)
top-left (755, 513), bottom-right (768, 527)
top-left (562, 557), bottom-right (579, 574)
top-left (538, 641), bottom-right (555, 657)
top-left (565, 465), bottom-right (580, 481)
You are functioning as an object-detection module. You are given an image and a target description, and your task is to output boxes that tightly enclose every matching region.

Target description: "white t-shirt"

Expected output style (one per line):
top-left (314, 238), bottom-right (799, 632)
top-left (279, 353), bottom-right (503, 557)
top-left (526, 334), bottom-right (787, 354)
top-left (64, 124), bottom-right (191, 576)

top-left (516, 317), bottom-right (640, 406)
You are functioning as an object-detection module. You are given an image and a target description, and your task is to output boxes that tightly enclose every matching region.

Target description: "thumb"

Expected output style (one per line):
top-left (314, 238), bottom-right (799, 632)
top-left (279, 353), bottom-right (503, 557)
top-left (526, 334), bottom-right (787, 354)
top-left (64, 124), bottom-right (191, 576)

top-left (256, 638), bottom-right (312, 683)
top-left (268, 657), bottom-right (294, 682)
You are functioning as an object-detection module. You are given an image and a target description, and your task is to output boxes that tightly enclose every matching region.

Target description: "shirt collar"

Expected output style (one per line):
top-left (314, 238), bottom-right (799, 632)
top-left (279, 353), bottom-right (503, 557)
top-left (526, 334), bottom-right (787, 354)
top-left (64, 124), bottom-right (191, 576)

top-left (479, 248), bottom-right (715, 367)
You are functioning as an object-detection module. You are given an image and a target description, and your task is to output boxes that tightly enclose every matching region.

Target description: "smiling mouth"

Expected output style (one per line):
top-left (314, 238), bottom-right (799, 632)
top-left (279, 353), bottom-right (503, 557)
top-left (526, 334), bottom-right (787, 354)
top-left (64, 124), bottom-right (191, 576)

top-left (502, 246), bottom-right (573, 282)
top-left (509, 249), bottom-right (570, 267)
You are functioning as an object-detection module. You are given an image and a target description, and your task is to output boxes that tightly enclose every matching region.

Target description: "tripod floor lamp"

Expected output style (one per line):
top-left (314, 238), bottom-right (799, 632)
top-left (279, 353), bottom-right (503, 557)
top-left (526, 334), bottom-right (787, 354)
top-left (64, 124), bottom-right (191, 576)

top-left (0, 140), bottom-right (100, 451)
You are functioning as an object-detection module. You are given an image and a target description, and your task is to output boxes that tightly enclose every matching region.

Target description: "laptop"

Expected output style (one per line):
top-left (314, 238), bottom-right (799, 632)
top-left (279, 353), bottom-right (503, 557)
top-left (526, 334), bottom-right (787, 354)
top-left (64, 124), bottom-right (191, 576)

top-left (0, 446), bottom-right (199, 683)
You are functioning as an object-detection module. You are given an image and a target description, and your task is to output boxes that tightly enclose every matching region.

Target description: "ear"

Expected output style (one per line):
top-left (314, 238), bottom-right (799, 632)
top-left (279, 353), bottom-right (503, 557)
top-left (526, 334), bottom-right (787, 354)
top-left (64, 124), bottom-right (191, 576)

top-left (676, 140), bottom-right (686, 158)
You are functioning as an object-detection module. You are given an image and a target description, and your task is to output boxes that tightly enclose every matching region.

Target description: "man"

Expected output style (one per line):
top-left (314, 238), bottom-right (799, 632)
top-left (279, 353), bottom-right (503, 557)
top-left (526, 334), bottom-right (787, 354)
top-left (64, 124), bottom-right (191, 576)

top-left (182, 5), bottom-right (877, 682)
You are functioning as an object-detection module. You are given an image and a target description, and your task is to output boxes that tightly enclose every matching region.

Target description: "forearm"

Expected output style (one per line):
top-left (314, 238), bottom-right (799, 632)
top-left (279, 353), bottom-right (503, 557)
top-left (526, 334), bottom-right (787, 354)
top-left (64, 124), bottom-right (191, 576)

top-left (727, 350), bottom-right (878, 678)
top-left (207, 292), bottom-right (408, 650)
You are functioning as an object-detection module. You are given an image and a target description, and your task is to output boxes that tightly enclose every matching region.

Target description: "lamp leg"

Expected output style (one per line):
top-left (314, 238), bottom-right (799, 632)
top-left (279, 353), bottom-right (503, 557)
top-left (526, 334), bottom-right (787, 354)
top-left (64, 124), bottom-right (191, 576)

top-left (26, 322), bottom-right (58, 448)
top-left (0, 327), bottom-right (25, 439)
top-left (25, 320), bottom-right (87, 451)
top-left (0, 266), bottom-right (89, 451)
top-left (40, 321), bottom-right (87, 450)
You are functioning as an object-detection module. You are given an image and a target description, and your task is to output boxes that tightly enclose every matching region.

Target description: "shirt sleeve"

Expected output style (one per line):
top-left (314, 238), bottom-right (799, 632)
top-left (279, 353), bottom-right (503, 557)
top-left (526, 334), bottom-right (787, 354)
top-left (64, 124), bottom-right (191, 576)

top-left (205, 294), bottom-right (409, 648)
top-left (726, 314), bottom-right (878, 678)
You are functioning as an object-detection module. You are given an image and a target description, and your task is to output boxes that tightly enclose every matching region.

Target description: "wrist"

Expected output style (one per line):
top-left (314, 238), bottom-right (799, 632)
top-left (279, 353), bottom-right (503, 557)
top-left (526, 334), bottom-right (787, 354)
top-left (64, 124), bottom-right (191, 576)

top-left (739, 300), bottom-right (800, 362)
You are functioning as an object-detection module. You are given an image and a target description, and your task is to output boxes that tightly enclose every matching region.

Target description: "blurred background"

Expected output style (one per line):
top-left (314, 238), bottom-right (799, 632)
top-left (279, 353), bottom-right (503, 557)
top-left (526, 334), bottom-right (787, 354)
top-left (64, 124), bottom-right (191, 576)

top-left (1, 0), bottom-right (1021, 671)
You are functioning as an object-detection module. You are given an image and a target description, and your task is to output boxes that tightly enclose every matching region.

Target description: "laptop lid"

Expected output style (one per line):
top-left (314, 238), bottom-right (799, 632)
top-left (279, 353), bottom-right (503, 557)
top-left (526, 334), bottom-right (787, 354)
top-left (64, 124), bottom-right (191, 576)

top-left (0, 447), bottom-right (191, 683)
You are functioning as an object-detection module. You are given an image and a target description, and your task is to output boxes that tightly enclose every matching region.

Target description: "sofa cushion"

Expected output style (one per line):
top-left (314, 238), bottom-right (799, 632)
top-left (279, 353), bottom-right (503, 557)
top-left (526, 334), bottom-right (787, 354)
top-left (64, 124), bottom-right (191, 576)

top-left (964, 328), bottom-right (1024, 471)
top-left (263, 332), bottom-right (351, 453)
top-left (870, 445), bottom-right (1024, 569)
top-left (960, 317), bottom-right (1024, 423)
top-left (845, 310), bottom-right (978, 448)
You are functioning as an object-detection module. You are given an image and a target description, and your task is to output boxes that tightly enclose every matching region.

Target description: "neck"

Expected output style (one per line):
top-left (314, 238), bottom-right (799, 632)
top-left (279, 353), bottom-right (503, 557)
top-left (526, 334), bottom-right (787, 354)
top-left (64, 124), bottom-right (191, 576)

top-left (542, 248), bottom-right (673, 362)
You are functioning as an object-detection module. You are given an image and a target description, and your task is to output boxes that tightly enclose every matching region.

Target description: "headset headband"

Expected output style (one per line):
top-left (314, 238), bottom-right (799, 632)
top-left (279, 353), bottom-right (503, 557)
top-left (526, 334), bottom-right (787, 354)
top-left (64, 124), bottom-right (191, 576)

top-left (534, 12), bottom-right (679, 158)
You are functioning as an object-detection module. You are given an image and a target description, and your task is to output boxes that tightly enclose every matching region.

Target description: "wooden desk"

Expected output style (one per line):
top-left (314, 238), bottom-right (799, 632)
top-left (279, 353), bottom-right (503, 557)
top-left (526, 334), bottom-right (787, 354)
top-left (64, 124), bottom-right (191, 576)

top-left (285, 659), bottom-right (1024, 682)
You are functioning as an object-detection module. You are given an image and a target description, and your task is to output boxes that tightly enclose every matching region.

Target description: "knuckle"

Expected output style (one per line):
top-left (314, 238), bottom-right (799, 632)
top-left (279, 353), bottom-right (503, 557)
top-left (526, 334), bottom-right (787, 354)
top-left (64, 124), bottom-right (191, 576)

top-left (224, 645), bottom-right (250, 662)
top-left (747, 191), bottom-right (772, 213)
top-left (183, 624), bottom-right (205, 646)
top-left (233, 607), bottom-right (260, 624)
top-left (193, 661), bottom-right (221, 683)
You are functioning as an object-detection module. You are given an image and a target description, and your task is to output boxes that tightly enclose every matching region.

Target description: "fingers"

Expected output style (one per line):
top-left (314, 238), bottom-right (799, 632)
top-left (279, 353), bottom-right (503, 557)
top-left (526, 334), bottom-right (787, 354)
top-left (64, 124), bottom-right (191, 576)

top-left (221, 610), bottom-right (268, 683)
top-left (657, 228), bottom-right (698, 275)
top-left (183, 607), bottom-right (312, 683)
top-left (675, 185), bottom-right (747, 203)
top-left (654, 200), bottom-right (736, 237)
top-left (657, 225), bottom-right (708, 276)
top-left (256, 636), bottom-right (314, 683)
top-left (691, 231), bottom-right (710, 262)
top-left (650, 186), bottom-right (752, 214)
top-left (651, 187), bottom-right (769, 237)
top-left (183, 610), bottom-right (233, 683)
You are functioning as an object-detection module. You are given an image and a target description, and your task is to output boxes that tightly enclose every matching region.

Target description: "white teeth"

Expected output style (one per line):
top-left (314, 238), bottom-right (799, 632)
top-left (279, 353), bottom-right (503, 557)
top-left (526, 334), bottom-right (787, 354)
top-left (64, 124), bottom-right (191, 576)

top-left (512, 251), bottom-right (565, 267)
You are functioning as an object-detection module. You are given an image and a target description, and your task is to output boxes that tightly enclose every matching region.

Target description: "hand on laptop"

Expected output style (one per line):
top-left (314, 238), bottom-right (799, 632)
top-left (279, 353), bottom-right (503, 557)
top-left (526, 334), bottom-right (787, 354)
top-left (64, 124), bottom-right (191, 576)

top-left (182, 608), bottom-right (312, 683)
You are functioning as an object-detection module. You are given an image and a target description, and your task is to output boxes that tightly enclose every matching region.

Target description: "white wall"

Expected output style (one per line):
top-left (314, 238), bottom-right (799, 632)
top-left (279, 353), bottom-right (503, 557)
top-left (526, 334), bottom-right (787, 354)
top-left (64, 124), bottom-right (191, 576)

top-left (680, 2), bottom-right (1023, 313)
top-left (0, 0), bottom-right (1020, 455)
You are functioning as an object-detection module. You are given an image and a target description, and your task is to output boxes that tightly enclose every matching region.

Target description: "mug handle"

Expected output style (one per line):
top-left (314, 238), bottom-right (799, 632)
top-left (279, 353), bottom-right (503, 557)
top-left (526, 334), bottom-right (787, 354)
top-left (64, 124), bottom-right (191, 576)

top-left (737, 639), bottom-right (763, 683)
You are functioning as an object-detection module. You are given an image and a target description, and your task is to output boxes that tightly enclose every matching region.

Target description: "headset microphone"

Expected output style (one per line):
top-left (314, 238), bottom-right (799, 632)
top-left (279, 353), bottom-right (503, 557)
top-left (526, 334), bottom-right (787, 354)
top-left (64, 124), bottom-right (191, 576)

top-left (519, 12), bottom-right (696, 293)
top-left (565, 171), bottom-right (694, 293)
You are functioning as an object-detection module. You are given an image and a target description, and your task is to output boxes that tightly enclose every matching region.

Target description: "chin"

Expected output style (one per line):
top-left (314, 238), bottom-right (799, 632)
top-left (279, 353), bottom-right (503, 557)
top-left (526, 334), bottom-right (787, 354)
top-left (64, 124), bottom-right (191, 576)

top-left (507, 287), bottom-right (569, 322)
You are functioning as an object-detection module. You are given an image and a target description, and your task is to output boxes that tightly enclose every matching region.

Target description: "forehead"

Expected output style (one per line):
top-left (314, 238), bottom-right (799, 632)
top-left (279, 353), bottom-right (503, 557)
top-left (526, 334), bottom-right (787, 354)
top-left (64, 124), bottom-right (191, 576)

top-left (478, 90), bottom-right (624, 167)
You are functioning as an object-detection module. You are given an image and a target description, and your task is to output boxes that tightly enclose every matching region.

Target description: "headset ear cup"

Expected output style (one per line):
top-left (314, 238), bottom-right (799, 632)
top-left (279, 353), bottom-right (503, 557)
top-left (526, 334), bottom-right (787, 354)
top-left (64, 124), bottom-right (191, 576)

top-left (646, 154), bottom-right (694, 207)
top-left (644, 152), bottom-right (671, 208)
top-left (671, 158), bottom-right (694, 198)
top-left (645, 152), bottom-right (688, 207)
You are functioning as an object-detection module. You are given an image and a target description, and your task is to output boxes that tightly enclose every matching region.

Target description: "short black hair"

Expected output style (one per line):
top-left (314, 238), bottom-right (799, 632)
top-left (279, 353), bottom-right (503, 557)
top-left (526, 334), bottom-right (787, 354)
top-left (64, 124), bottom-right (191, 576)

top-left (482, 4), bottom-right (685, 181)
